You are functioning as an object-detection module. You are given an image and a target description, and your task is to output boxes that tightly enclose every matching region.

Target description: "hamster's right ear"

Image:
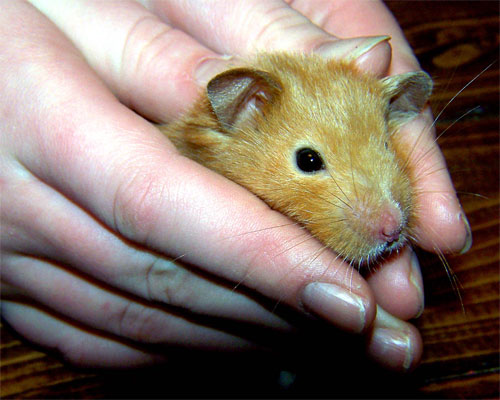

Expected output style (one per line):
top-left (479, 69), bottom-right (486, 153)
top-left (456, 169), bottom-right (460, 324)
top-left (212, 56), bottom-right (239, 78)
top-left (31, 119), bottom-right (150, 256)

top-left (382, 71), bottom-right (433, 129)
top-left (207, 68), bottom-right (282, 132)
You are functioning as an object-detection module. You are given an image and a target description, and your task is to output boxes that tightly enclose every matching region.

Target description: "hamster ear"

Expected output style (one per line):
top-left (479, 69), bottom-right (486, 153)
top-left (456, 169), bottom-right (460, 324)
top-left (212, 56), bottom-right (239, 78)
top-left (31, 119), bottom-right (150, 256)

top-left (207, 68), bottom-right (282, 132)
top-left (382, 71), bottom-right (433, 128)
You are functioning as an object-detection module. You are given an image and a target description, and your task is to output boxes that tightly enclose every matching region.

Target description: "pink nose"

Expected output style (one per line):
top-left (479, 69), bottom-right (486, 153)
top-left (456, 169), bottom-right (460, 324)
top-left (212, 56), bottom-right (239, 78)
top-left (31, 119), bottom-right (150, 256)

top-left (377, 207), bottom-right (402, 244)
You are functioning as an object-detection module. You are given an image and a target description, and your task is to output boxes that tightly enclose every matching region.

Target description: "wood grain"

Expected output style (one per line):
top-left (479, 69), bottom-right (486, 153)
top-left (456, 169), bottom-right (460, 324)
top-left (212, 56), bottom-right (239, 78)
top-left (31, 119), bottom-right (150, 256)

top-left (1, 1), bottom-right (499, 398)
top-left (390, 1), bottom-right (499, 398)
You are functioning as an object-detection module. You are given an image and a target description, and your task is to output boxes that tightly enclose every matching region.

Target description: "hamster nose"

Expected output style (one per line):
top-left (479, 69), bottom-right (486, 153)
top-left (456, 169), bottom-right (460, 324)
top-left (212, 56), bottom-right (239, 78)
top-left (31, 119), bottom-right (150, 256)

top-left (378, 205), bottom-right (402, 244)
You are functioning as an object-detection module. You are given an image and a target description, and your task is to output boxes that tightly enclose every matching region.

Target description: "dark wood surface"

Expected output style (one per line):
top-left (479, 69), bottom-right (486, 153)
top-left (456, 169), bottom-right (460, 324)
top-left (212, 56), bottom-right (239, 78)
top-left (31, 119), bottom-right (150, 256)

top-left (1, 1), bottom-right (499, 398)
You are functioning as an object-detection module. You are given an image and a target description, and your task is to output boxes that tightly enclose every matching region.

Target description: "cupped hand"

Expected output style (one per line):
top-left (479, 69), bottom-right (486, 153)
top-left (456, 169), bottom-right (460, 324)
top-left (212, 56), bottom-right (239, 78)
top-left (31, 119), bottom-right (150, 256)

top-left (0, 0), bottom-right (468, 372)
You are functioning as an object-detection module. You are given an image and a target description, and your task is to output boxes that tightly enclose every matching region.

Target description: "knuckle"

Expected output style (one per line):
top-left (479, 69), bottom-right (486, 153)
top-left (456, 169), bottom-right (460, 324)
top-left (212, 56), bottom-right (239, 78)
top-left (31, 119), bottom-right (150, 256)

top-left (56, 325), bottom-right (101, 368)
top-left (144, 257), bottom-right (198, 311)
top-left (122, 15), bottom-right (173, 73)
top-left (249, 7), bottom-right (320, 51)
top-left (112, 169), bottom-right (169, 244)
top-left (120, 15), bottom-right (199, 117)
top-left (121, 17), bottom-right (172, 88)
top-left (113, 300), bottom-right (159, 343)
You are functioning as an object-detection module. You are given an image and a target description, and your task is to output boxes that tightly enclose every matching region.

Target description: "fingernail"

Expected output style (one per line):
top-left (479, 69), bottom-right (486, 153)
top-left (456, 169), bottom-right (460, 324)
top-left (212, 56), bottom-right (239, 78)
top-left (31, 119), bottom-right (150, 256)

top-left (369, 328), bottom-right (414, 371)
top-left (409, 250), bottom-right (425, 318)
top-left (350, 35), bottom-right (391, 64)
top-left (194, 56), bottom-right (233, 86)
top-left (301, 282), bottom-right (369, 333)
top-left (314, 35), bottom-right (391, 60)
top-left (459, 212), bottom-right (472, 254)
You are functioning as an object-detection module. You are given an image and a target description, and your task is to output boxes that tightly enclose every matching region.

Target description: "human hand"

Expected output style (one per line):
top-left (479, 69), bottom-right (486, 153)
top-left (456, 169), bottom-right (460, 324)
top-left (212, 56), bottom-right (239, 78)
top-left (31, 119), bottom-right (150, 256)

top-left (1, 0), bottom-right (468, 373)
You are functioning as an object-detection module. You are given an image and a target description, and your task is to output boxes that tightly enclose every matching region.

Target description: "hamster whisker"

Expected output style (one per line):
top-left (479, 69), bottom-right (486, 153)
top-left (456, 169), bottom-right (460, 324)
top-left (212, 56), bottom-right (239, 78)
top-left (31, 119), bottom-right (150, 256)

top-left (408, 143), bottom-right (440, 176)
top-left (415, 189), bottom-right (487, 200)
top-left (400, 62), bottom-right (492, 177)
top-left (397, 112), bottom-right (431, 175)
top-left (271, 231), bottom-right (320, 258)
top-left (348, 257), bottom-right (357, 293)
top-left (326, 167), bottom-right (353, 208)
top-left (228, 230), bottom-right (316, 295)
top-left (435, 106), bottom-right (481, 142)
top-left (348, 148), bottom-right (360, 205)
top-left (432, 61), bottom-right (495, 133)
top-left (168, 253), bottom-right (187, 263)
top-left (304, 216), bottom-right (349, 225)
top-left (260, 176), bottom-right (350, 212)
top-left (435, 245), bottom-right (465, 315)
top-left (219, 220), bottom-right (304, 240)
top-left (315, 250), bottom-right (345, 282)
top-left (412, 228), bottom-right (465, 314)
top-left (414, 165), bottom-right (449, 184)
top-left (295, 181), bottom-right (351, 211)
top-left (410, 106), bottom-right (482, 175)
top-left (455, 191), bottom-right (488, 199)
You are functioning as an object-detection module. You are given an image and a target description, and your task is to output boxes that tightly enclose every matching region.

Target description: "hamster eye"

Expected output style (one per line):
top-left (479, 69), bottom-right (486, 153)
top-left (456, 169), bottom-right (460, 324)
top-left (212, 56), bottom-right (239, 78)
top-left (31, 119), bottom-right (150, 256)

top-left (295, 148), bottom-right (325, 173)
top-left (384, 141), bottom-right (389, 150)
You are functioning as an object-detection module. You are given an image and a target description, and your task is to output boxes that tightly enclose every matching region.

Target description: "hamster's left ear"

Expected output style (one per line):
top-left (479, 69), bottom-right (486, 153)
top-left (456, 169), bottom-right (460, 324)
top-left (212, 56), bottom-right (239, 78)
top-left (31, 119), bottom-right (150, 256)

top-left (382, 71), bottom-right (433, 128)
top-left (207, 68), bottom-right (282, 132)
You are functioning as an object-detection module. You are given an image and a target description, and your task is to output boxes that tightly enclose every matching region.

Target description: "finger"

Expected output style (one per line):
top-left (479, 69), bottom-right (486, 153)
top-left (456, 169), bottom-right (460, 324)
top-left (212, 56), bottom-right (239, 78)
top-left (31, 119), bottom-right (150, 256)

top-left (142, 0), bottom-right (391, 73)
top-left (366, 306), bottom-right (423, 372)
top-left (28, 0), bottom-right (229, 121)
top-left (367, 247), bottom-right (424, 320)
top-left (3, 0), bottom-right (376, 333)
top-left (395, 115), bottom-right (470, 253)
top-left (286, 0), bottom-right (419, 74)
top-left (2, 255), bottom-right (261, 350)
top-left (30, 0), bottom-right (391, 122)
top-left (1, 300), bottom-right (165, 368)
top-left (1, 168), bottom-right (288, 329)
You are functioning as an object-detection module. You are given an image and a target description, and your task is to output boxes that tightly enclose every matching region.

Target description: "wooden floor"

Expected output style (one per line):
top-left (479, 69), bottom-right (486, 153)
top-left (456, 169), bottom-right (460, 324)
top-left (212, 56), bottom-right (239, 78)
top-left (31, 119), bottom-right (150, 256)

top-left (1, 1), bottom-right (499, 398)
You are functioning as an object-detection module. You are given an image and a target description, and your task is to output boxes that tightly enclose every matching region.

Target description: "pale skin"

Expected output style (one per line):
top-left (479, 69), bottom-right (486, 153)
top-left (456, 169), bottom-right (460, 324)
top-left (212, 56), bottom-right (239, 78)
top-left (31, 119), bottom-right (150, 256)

top-left (0, 0), bottom-right (469, 372)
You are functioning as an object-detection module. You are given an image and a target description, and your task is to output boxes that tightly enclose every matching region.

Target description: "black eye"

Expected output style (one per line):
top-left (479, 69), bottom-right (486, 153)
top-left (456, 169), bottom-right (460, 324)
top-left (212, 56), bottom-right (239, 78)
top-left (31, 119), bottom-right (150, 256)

top-left (384, 141), bottom-right (389, 150)
top-left (295, 148), bottom-right (325, 173)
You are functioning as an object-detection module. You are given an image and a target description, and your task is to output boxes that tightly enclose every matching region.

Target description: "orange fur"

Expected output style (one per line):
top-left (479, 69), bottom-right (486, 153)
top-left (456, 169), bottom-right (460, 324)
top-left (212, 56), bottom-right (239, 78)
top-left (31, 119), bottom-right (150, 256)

top-left (159, 53), bottom-right (432, 264)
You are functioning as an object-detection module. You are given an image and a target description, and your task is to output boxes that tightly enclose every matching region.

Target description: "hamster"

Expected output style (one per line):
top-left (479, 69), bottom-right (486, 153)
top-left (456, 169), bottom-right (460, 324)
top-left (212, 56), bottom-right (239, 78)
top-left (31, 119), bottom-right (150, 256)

top-left (159, 53), bottom-right (433, 265)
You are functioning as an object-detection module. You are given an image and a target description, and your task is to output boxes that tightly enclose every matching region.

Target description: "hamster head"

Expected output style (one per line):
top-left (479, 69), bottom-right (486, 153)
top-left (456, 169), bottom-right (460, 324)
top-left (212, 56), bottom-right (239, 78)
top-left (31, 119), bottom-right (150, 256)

top-left (167, 53), bottom-right (433, 265)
